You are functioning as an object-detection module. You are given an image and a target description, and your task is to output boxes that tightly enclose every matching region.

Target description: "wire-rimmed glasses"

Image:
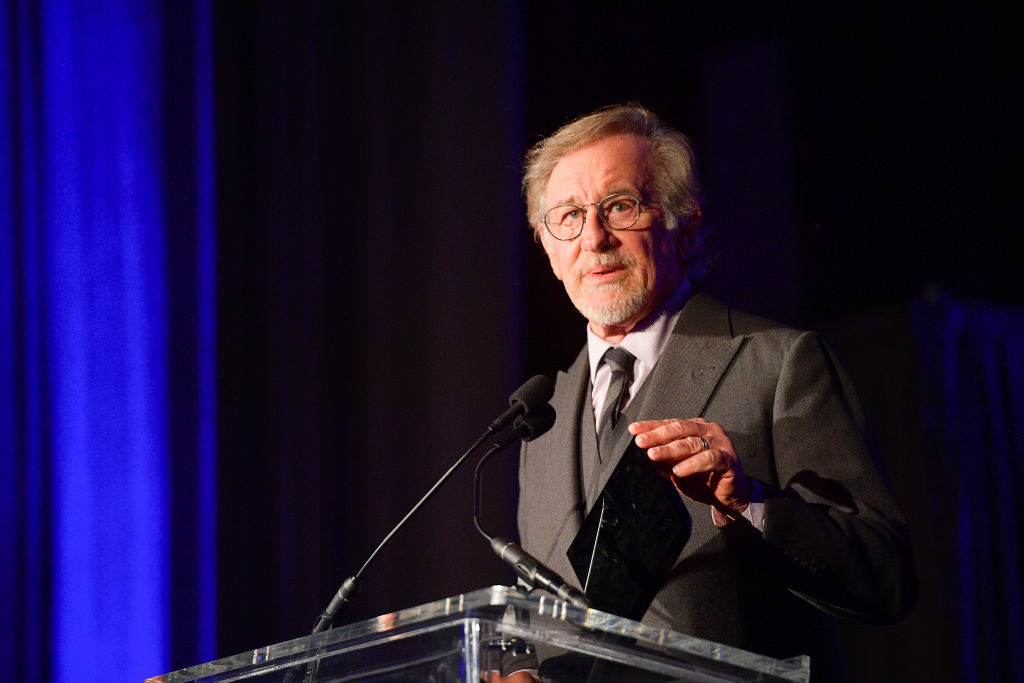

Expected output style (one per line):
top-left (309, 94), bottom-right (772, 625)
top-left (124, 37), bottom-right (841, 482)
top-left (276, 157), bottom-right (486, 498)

top-left (542, 192), bottom-right (645, 241)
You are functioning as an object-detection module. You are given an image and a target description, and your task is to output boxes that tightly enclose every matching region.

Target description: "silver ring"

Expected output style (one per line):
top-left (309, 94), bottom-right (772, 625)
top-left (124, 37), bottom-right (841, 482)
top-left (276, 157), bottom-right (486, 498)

top-left (698, 436), bottom-right (710, 451)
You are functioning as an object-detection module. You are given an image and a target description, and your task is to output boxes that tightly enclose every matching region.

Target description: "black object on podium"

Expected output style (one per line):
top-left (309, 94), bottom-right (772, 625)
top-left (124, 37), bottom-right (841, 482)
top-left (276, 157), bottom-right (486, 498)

top-left (567, 440), bottom-right (692, 620)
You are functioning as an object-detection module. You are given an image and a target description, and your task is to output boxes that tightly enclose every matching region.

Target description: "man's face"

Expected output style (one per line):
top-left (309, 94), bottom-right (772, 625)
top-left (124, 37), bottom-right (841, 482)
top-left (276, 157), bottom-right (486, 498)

top-left (539, 134), bottom-right (688, 340)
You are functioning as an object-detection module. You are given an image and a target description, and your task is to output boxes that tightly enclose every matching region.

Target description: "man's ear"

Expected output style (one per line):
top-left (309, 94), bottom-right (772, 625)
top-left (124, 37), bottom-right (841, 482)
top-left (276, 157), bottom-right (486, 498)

top-left (538, 225), bottom-right (564, 281)
top-left (675, 205), bottom-right (702, 262)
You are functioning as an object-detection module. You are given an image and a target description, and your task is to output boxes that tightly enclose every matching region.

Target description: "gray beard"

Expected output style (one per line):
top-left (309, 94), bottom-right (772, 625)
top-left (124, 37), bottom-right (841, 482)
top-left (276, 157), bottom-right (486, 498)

top-left (573, 282), bottom-right (650, 327)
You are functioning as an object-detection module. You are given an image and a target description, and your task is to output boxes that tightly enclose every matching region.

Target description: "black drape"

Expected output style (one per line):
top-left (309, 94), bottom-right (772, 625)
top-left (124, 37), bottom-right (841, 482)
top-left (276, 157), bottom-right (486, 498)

top-left (215, 1), bottom-right (528, 651)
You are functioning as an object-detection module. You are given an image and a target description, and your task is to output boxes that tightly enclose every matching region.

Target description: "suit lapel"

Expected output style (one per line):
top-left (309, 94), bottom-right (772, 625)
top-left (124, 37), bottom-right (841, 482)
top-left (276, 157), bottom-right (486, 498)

top-left (639, 291), bottom-right (744, 420)
top-left (539, 347), bottom-right (590, 548)
top-left (591, 292), bottom-right (745, 496)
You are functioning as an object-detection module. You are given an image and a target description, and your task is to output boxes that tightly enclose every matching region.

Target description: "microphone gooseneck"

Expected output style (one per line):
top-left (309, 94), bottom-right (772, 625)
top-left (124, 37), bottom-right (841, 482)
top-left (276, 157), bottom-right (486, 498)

top-left (472, 407), bottom-right (590, 610)
top-left (310, 375), bottom-right (555, 635)
top-left (472, 406), bottom-right (555, 541)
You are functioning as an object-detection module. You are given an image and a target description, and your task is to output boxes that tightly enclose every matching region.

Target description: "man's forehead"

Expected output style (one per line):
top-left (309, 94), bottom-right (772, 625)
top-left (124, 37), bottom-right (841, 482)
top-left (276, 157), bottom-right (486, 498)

top-left (546, 134), bottom-right (651, 202)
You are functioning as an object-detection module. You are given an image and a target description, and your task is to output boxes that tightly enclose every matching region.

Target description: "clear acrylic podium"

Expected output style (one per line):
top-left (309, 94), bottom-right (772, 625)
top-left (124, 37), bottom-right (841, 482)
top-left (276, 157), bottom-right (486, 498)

top-left (148, 585), bottom-right (810, 682)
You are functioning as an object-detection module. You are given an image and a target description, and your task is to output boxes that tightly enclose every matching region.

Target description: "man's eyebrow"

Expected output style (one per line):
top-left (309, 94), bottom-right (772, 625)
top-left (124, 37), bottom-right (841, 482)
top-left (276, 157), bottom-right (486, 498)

top-left (549, 194), bottom-right (579, 207)
top-left (550, 187), bottom-right (641, 206)
top-left (603, 187), bottom-right (641, 198)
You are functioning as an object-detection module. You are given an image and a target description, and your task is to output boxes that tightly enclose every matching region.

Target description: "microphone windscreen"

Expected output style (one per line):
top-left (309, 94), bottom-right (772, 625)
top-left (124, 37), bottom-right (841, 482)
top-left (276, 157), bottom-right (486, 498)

top-left (515, 403), bottom-right (556, 442)
top-left (509, 375), bottom-right (554, 413)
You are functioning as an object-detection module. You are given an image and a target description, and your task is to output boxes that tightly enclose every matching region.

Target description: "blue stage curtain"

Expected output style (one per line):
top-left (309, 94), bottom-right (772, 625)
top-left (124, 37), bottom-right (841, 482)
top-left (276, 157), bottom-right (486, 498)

top-left (0, 1), bottom-right (215, 681)
top-left (912, 294), bottom-right (1024, 682)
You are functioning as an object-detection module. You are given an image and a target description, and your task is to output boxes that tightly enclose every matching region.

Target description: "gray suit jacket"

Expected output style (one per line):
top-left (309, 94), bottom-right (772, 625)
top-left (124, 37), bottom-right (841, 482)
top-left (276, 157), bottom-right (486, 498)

top-left (518, 292), bottom-right (916, 679)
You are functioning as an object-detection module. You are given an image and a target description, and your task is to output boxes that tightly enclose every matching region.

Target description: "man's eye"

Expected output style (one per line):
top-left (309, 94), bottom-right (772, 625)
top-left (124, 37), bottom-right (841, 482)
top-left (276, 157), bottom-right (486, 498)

top-left (554, 208), bottom-right (581, 224)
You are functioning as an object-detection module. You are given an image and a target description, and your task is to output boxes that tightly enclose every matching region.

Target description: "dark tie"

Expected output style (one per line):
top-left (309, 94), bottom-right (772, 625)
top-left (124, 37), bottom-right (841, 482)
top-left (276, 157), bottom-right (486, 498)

top-left (599, 346), bottom-right (636, 458)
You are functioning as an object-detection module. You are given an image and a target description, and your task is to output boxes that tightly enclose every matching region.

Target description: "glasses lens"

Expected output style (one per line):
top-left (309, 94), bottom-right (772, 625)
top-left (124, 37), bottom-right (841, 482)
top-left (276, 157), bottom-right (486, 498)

top-left (545, 205), bottom-right (582, 239)
top-left (600, 195), bottom-right (640, 229)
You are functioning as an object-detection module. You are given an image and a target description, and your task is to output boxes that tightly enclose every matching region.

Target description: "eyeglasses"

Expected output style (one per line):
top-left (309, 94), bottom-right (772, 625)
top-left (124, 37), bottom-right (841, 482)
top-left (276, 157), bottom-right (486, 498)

top-left (542, 193), bottom-right (646, 241)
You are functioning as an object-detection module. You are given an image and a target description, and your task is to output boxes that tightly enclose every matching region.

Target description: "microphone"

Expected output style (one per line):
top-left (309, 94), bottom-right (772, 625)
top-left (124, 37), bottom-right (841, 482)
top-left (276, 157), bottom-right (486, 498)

top-left (472, 407), bottom-right (590, 610)
top-left (309, 376), bottom-right (555, 634)
top-left (488, 375), bottom-right (554, 432)
top-left (491, 404), bottom-right (555, 450)
top-left (489, 536), bottom-right (590, 609)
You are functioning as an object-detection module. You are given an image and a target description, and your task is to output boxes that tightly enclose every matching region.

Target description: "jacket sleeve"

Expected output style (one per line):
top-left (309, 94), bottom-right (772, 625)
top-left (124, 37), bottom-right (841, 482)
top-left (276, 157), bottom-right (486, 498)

top-left (749, 331), bottom-right (917, 623)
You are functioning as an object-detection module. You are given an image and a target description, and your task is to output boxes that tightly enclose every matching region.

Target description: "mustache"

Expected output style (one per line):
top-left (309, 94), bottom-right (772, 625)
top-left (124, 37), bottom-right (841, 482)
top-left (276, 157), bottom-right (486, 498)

top-left (572, 252), bottom-right (635, 276)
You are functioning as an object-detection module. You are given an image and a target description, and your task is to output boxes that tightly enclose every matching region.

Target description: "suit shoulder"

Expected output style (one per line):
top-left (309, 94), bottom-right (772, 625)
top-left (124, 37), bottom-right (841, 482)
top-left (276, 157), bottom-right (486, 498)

top-left (694, 292), bottom-right (806, 343)
top-left (729, 307), bottom-right (794, 336)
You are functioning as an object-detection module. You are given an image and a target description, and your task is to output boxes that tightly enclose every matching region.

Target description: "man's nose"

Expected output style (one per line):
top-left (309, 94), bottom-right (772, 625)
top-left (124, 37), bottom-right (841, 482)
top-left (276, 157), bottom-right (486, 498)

top-left (579, 205), bottom-right (614, 251)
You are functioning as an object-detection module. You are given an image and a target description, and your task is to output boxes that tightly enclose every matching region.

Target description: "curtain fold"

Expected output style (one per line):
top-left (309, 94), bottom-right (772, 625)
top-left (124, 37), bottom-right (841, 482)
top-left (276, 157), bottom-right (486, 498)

top-left (0, 1), bottom-right (215, 680)
top-left (911, 294), bottom-right (1024, 682)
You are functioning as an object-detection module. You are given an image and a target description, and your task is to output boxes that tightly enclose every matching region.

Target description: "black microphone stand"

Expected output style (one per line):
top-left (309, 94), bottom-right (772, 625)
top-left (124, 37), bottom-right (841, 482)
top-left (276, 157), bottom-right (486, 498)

top-left (284, 376), bottom-right (555, 682)
top-left (310, 375), bottom-right (554, 634)
top-left (473, 408), bottom-right (590, 610)
top-left (312, 425), bottom-right (492, 634)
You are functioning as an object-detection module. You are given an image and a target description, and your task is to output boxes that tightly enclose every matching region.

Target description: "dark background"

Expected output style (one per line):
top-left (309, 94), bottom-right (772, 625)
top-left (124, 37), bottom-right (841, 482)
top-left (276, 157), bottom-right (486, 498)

top-left (213, 4), bottom-right (1023, 681)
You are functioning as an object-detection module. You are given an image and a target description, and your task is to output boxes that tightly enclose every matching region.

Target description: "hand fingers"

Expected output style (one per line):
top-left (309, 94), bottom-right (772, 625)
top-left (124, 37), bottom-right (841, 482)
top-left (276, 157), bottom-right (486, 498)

top-left (645, 434), bottom-right (711, 462)
top-left (626, 417), bottom-right (716, 454)
top-left (667, 447), bottom-right (732, 479)
top-left (629, 418), bottom-right (747, 510)
top-left (629, 418), bottom-right (709, 449)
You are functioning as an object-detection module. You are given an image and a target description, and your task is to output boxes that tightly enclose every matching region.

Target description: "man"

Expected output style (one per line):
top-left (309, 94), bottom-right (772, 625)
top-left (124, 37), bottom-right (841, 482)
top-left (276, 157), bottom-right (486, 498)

top-left (517, 105), bottom-right (916, 680)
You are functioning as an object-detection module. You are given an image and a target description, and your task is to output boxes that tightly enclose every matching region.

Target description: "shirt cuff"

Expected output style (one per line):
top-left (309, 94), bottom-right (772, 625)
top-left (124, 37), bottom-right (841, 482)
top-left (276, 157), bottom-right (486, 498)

top-left (711, 479), bottom-right (765, 532)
